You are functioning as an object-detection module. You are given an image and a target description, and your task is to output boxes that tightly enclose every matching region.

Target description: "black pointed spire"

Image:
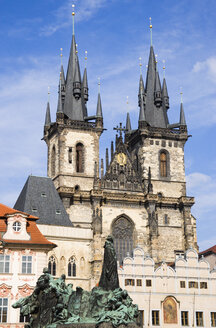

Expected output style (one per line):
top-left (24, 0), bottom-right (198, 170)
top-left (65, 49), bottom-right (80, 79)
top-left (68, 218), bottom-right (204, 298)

top-left (57, 72), bottom-right (63, 114)
top-left (82, 67), bottom-right (89, 103)
top-left (126, 112), bottom-right (131, 132)
top-left (139, 77), bottom-right (146, 128)
top-left (179, 102), bottom-right (186, 126)
top-left (73, 59), bottom-right (81, 100)
top-left (45, 101), bottom-right (51, 127)
top-left (144, 46), bottom-right (168, 128)
top-left (162, 78), bottom-right (169, 110)
top-left (138, 74), bottom-right (145, 107)
top-left (63, 28), bottom-right (84, 120)
top-left (96, 93), bottom-right (103, 118)
top-left (154, 70), bottom-right (162, 107)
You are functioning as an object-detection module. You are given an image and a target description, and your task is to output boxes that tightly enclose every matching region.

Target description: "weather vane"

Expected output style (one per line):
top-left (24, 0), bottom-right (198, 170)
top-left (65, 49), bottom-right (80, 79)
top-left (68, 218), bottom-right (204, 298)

top-left (163, 60), bottom-right (165, 78)
top-left (180, 87), bottom-right (183, 103)
top-left (98, 77), bottom-right (101, 92)
top-left (85, 50), bottom-right (88, 67)
top-left (72, 4), bottom-right (75, 35)
top-left (149, 17), bottom-right (153, 46)
top-left (139, 57), bottom-right (142, 74)
top-left (60, 48), bottom-right (63, 65)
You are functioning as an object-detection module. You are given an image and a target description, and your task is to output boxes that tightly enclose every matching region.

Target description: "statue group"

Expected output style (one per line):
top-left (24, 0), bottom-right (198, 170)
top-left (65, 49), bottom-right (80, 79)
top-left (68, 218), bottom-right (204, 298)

top-left (13, 236), bottom-right (139, 328)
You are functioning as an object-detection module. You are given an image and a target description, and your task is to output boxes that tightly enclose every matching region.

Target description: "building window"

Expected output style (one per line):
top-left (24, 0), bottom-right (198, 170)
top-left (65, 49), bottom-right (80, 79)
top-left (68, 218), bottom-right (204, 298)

top-left (200, 282), bottom-right (208, 289)
top-left (13, 221), bottom-right (21, 232)
top-left (138, 310), bottom-right (144, 326)
top-left (0, 298), bottom-right (8, 323)
top-left (76, 143), bottom-right (84, 173)
top-left (152, 310), bottom-right (160, 326)
top-left (181, 311), bottom-right (189, 326)
top-left (136, 279), bottom-right (142, 286)
top-left (20, 313), bottom-right (30, 323)
top-left (164, 214), bottom-right (168, 225)
top-left (196, 312), bottom-right (204, 327)
top-left (211, 312), bottom-right (216, 327)
top-left (189, 281), bottom-right (198, 288)
top-left (68, 257), bottom-right (76, 277)
top-left (51, 145), bottom-right (56, 176)
top-left (68, 147), bottom-right (72, 164)
top-left (22, 256), bottom-right (32, 274)
top-left (0, 255), bottom-right (10, 273)
top-left (48, 256), bottom-right (56, 276)
top-left (146, 279), bottom-right (152, 287)
top-left (160, 151), bottom-right (167, 177)
top-left (125, 279), bottom-right (135, 286)
top-left (112, 216), bottom-right (134, 264)
top-left (180, 281), bottom-right (186, 288)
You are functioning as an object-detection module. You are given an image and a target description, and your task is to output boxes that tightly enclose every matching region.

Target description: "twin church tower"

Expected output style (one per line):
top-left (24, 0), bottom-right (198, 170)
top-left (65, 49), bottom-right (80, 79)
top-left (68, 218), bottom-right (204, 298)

top-left (40, 12), bottom-right (197, 278)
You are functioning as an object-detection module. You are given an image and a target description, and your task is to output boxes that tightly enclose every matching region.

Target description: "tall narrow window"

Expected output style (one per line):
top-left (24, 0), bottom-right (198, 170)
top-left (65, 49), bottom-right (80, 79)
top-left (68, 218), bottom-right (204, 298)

top-left (48, 256), bottom-right (56, 276)
top-left (181, 311), bottom-right (189, 326)
top-left (51, 146), bottom-right (56, 176)
top-left (68, 147), bottom-right (72, 164)
top-left (68, 257), bottom-right (76, 277)
top-left (0, 255), bottom-right (10, 273)
top-left (112, 216), bottom-right (134, 265)
top-left (0, 298), bottom-right (8, 323)
top-left (196, 312), bottom-right (204, 327)
top-left (76, 143), bottom-right (84, 173)
top-left (152, 310), bottom-right (160, 326)
top-left (211, 312), bottom-right (216, 327)
top-left (160, 151), bottom-right (167, 177)
top-left (22, 256), bottom-right (32, 274)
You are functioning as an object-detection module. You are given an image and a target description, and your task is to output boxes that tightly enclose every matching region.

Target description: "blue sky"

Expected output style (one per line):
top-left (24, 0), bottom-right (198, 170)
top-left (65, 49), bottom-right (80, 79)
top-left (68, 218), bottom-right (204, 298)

top-left (0, 0), bottom-right (215, 251)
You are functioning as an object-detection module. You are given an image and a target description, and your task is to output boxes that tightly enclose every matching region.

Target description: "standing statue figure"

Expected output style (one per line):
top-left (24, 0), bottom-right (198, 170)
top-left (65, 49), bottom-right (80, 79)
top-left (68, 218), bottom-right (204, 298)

top-left (99, 235), bottom-right (119, 290)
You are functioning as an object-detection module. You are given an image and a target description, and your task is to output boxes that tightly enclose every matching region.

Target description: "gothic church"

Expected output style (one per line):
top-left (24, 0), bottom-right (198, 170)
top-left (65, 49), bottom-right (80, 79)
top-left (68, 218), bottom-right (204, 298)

top-left (14, 16), bottom-right (198, 287)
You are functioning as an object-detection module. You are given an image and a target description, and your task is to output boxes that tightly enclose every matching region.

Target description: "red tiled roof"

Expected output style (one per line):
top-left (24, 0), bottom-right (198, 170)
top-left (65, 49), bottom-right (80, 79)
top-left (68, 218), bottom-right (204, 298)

top-left (199, 245), bottom-right (216, 256)
top-left (0, 203), bottom-right (38, 220)
top-left (0, 203), bottom-right (55, 247)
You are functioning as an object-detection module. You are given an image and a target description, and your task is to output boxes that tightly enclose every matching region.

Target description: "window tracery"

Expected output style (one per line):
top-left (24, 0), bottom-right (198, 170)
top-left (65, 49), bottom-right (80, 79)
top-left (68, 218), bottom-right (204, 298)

top-left (68, 257), bottom-right (76, 277)
top-left (112, 216), bottom-right (134, 265)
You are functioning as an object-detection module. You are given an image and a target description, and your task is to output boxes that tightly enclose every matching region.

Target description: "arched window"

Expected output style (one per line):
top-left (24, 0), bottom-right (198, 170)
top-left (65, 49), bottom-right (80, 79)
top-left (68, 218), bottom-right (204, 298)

top-left (76, 143), bottom-right (84, 173)
top-left (112, 216), bottom-right (134, 265)
top-left (160, 151), bottom-right (167, 177)
top-left (51, 146), bottom-right (56, 176)
top-left (68, 257), bottom-right (76, 277)
top-left (48, 256), bottom-right (56, 276)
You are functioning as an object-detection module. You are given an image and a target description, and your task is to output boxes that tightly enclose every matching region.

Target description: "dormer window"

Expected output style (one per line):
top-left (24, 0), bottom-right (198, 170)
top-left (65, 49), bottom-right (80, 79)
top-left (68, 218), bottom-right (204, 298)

top-left (12, 222), bottom-right (21, 232)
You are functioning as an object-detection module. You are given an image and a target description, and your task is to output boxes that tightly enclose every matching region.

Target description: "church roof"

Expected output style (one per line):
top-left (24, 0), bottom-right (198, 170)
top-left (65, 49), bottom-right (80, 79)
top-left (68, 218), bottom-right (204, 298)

top-left (14, 176), bottom-right (73, 227)
top-left (199, 245), bottom-right (216, 256)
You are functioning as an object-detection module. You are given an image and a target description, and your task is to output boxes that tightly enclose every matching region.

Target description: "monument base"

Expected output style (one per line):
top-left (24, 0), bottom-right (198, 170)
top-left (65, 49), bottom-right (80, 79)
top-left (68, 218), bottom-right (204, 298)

top-left (57, 323), bottom-right (139, 328)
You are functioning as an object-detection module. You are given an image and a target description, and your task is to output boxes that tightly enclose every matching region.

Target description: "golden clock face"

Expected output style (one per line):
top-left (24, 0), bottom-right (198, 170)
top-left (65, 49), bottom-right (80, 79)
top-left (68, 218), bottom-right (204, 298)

top-left (117, 152), bottom-right (127, 165)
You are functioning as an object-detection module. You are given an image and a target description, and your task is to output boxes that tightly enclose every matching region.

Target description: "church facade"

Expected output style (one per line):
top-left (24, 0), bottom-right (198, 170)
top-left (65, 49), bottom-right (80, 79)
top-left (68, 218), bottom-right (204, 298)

top-left (15, 18), bottom-right (198, 288)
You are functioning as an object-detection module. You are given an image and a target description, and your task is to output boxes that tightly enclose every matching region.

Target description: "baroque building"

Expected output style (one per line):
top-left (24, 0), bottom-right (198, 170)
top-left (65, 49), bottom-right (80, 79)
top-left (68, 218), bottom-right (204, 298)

top-left (14, 17), bottom-right (198, 287)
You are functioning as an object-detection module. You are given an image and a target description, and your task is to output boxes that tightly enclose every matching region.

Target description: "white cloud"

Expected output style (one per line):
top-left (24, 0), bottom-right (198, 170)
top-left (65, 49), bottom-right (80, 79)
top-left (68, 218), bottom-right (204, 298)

top-left (192, 56), bottom-right (216, 83)
top-left (40, 0), bottom-right (107, 36)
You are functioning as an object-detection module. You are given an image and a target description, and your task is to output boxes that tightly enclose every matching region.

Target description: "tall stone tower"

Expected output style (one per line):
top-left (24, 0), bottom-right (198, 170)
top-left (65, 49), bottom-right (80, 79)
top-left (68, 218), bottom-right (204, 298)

top-left (43, 27), bottom-right (103, 228)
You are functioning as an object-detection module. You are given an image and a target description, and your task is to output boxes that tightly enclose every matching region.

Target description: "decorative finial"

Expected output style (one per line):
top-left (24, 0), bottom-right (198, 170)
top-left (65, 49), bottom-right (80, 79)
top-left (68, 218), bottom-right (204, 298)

top-left (85, 50), bottom-right (88, 67)
top-left (139, 57), bottom-right (142, 74)
top-left (72, 4), bottom-right (75, 35)
top-left (162, 60), bottom-right (165, 78)
top-left (155, 54), bottom-right (158, 63)
top-left (180, 87), bottom-right (183, 103)
top-left (76, 43), bottom-right (78, 54)
top-left (60, 48), bottom-right (63, 65)
top-left (149, 17), bottom-right (153, 46)
top-left (126, 96), bottom-right (129, 105)
top-left (98, 77), bottom-right (101, 93)
top-left (48, 86), bottom-right (50, 102)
